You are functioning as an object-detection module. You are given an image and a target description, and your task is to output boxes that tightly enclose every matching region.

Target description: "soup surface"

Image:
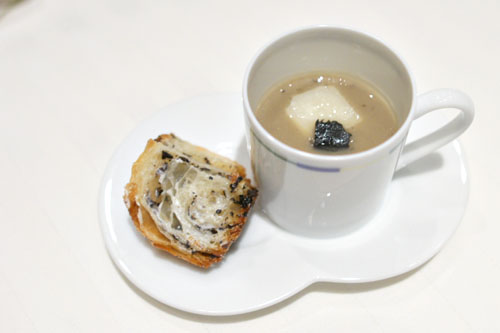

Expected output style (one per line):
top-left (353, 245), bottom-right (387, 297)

top-left (254, 72), bottom-right (399, 155)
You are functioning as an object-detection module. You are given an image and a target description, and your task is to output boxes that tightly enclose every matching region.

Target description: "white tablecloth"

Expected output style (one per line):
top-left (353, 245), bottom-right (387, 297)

top-left (1, 0), bottom-right (499, 331)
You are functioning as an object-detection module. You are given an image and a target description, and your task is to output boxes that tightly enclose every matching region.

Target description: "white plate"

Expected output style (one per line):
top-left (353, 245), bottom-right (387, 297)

top-left (98, 93), bottom-right (469, 316)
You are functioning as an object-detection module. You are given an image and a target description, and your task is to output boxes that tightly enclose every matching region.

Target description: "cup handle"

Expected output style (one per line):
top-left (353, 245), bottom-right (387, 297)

top-left (396, 89), bottom-right (474, 171)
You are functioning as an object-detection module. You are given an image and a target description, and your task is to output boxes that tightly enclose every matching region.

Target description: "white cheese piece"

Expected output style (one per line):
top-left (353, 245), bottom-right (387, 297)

top-left (285, 85), bottom-right (361, 136)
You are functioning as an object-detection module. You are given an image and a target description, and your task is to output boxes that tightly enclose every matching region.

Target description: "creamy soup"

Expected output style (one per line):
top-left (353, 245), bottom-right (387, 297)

top-left (254, 72), bottom-right (399, 155)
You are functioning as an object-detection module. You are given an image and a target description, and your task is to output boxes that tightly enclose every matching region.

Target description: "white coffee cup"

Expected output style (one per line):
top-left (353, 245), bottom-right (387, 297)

top-left (242, 26), bottom-right (474, 238)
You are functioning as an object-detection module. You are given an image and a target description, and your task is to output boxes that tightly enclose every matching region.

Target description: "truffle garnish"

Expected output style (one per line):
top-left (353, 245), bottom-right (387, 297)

top-left (156, 163), bottom-right (168, 175)
top-left (313, 120), bottom-right (351, 150)
top-left (162, 151), bottom-right (173, 159)
top-left (145, 194), bottom-right (159, 208)
top-left (233, 189), bottom-right (258, 208)
top-left (230, 176), bottom-right (243, 192)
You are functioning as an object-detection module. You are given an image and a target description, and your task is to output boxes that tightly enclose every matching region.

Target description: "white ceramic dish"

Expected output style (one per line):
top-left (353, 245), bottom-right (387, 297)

top-left (98, 93), bottom-right (469, 316)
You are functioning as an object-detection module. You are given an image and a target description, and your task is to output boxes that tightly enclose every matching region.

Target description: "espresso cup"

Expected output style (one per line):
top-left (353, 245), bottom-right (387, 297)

top-left (242, 26), bottom-right (474, 238)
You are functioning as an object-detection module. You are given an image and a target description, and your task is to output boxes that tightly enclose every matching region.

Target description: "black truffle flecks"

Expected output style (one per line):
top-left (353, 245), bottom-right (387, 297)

top-left (313, 120), bottom-right (351, 150)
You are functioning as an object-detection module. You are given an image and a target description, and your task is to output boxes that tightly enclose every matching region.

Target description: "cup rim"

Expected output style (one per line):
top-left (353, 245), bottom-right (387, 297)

top-left (242, 25), bottom-right (417, 166)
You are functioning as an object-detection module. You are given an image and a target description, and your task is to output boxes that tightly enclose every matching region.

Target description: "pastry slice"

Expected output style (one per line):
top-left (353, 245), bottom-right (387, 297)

top-left (124, 134), bottom-right (258, 268)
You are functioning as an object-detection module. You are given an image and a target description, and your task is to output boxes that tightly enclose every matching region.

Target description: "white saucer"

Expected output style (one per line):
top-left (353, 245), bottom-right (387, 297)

top-left (98, 93), bottom-right (469, 316)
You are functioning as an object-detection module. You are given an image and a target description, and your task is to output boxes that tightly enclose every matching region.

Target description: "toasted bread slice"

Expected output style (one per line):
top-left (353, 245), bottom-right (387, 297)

top-left (124, 134), bottom-right (258, 268)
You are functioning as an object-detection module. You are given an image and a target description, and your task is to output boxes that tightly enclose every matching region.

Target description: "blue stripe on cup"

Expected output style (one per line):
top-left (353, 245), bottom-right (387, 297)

top-left (295, 163), bottom-right (341, 172)
top-left (251, 127), bottom-right (402, 172)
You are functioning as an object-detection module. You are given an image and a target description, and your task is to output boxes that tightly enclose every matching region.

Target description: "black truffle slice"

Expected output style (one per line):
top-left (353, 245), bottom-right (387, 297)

top-left (313, 120), bottom-right (351, 150)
